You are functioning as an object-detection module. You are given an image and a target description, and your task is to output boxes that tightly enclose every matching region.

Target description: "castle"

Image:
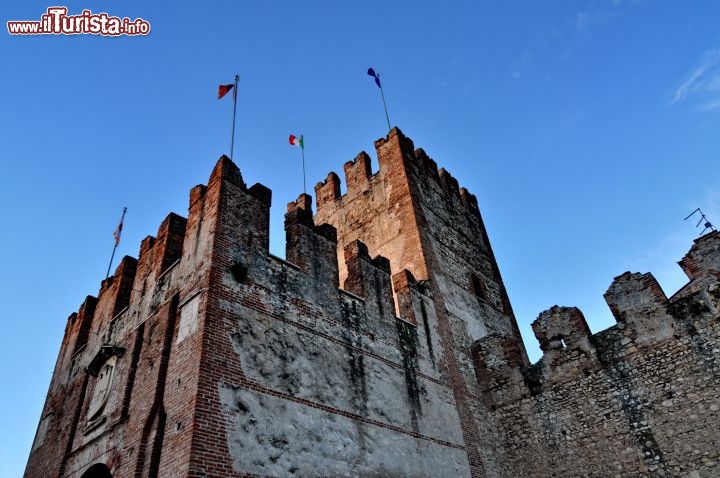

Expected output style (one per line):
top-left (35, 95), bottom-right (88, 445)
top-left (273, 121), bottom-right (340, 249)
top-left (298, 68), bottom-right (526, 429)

top-left (25, 128), bottom-right (720, 478)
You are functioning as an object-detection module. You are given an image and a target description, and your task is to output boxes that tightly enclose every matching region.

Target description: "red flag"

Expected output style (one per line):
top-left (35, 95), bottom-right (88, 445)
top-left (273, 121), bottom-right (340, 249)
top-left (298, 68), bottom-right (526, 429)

top-left (218, 84), bottom-right (235, 100)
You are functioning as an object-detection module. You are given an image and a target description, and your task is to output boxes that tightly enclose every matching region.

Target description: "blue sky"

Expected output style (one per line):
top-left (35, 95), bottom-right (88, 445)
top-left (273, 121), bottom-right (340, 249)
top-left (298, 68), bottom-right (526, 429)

top-left (2, 1), bottom-right (719, 475)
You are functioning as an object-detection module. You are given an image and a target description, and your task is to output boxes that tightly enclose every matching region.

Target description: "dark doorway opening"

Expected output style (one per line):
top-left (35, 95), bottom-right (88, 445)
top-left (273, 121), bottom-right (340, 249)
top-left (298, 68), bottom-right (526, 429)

top-left (80, 463), bottom-right (112, 478)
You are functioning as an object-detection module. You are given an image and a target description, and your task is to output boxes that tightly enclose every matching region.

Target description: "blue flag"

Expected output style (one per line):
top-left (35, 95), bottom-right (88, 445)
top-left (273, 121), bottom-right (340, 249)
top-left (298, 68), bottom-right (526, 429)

top-left (367, 67), bottom-right (381, 88)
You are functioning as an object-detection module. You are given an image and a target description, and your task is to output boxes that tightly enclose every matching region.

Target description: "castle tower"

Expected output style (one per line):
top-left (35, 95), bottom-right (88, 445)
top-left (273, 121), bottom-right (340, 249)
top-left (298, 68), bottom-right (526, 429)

top-left (314, 127), bottom-right (528, 476)
top-left (25, 129), bottom-right (526, 478)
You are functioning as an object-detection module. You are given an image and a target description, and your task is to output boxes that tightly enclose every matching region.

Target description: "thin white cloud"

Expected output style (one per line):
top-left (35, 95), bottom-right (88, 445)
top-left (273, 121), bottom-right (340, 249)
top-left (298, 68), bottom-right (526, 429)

top-left (672, 66), bottom-right (708, 103)
top-left (696, 98), bottom-right (720, 112)
top-left (705, 75), bottom-right (720, 92)
top-left (576, 11), bottom-right (617, 31)
top-left (576, 12), bottom-right (591, 30)
top-left (577, 1), bottom-right (632, 32)
top-left (670, 48), bottom-right (720, 109)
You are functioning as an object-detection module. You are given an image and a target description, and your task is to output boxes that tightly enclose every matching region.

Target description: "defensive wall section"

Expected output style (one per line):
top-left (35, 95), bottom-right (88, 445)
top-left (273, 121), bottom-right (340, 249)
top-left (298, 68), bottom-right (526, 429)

top-left (473, 231), bottom-right (720, 477)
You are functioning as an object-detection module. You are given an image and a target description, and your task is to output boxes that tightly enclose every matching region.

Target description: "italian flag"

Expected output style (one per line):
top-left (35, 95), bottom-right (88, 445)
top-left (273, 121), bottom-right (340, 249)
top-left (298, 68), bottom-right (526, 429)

top-left (289, 134), bottom-right (304, 149)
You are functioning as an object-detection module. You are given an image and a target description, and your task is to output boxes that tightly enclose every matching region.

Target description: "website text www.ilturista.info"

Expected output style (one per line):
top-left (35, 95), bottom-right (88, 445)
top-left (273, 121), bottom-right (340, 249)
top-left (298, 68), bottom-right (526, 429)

top-left (8, 7), bottom-right (150, 36)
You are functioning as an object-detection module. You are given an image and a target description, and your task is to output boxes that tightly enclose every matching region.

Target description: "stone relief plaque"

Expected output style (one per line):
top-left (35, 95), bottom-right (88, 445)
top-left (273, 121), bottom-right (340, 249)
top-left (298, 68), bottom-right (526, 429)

top-left (87, 355), bottom-right (117, 427)
top-left (178, 293), bottom-right (201, 343)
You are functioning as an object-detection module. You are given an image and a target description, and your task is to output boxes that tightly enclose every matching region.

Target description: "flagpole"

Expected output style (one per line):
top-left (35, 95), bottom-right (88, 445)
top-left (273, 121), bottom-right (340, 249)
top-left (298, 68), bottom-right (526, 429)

top-left (300, 135), bottom-right (306, 194)
top-left (230, 74), bottom-right (240, 160)
top-left (106, 207), bottom-right (127, 280)
top-left (378, 77), bottom-right (391, 132)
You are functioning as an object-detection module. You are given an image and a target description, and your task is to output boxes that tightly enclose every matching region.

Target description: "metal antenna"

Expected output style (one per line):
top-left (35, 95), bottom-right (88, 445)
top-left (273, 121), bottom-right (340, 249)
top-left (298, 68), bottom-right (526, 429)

top-left (684, 208), bottom-right (716, 236)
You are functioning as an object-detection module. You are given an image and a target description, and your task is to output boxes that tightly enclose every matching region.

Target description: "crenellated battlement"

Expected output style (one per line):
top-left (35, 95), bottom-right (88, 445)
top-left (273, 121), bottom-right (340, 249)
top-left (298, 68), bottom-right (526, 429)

top-left (470, 333), bottom-right (526, 406)
top-left (311, 127), bottom-right (502, 320)
top-left (604, 271), bottom-right (677, 344)
top-left (464, 231), bottom-right (720, 478)
top-left (62, 152), bottom-right (444, 350)
top-left (472, 231), bottom-right (720, 408)
top-left (313, 128), bottom-right (482, 220)
top-left (343, 240), bottom-right (392, 296)
top-left (343, 151), bottom-right (374, 194)
top-left (284, 192), bottom-right (339, 288)
top-left (532, 305), bottom-right (595, 358)
top-left (391, 269), bottom-right (420, 325)
top-left (314, 172), bottom-right (341, 208)
top-left (412, 148), bottom-right (439, 180)
top-left (437, 168), bottom-right (461, 201)
top-left (679, 230), bottom-right (720, 280)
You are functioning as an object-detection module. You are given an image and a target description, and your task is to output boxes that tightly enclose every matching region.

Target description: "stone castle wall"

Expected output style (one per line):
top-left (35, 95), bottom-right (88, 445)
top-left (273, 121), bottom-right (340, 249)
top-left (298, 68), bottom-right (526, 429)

top-left (27, 129), bottom-right (516, 477)
top-left (472, 232), bottom-right (720, 478)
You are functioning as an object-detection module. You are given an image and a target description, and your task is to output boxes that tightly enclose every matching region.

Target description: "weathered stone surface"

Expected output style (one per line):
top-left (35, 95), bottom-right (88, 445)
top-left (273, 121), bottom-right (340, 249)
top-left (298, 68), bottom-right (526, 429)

top-left (474, 232), bottom-right (720, 478)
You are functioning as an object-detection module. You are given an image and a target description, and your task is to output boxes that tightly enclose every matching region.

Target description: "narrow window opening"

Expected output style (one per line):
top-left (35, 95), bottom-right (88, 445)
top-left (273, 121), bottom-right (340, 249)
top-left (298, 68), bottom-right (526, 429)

top-left (470, 273), bottom-right (487, 302)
